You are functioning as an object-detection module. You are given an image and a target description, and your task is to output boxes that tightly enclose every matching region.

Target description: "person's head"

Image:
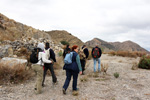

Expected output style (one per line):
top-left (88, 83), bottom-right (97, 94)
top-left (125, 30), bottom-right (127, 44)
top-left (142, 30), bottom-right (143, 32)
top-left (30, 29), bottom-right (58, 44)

top-left (72, 45), bottom-right (78, 52)
top-left (66, 44), bottom-right (70, 48)
top-left (37, 43), bottom-right (45, 51)
top-left (82, 45), bottom-right (86, 49)
top-left (45, 42), bottom-right (50, 49)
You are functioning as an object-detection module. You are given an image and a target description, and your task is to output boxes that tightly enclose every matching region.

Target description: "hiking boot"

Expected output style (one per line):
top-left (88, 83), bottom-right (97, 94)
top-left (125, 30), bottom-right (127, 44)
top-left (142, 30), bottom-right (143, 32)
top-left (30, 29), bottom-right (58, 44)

top-left (62, 88), bottom-right (66, 94)
top-left (73, 88), bottom-right (79, 91)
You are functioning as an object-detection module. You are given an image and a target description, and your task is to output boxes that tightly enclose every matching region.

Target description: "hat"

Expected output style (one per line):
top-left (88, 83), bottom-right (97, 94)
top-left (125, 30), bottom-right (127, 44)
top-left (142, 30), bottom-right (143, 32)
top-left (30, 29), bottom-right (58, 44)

top-left (37, 43), bottom-right (45, 50)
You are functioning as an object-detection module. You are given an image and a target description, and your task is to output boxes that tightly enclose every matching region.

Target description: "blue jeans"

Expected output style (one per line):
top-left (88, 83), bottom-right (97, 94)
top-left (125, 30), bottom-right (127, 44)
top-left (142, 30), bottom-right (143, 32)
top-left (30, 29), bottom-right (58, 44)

top-left (93, 58), bottom-right (101, 72)
top-left (63, 69), bottom-right (78, 91)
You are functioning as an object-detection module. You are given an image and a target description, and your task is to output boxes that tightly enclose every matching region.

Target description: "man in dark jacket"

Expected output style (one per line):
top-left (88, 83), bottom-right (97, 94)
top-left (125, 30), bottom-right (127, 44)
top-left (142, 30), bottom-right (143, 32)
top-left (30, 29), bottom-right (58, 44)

top-left (42, 42), bottom-right (57, 87)
top-left (80, 45), bottom-right (89, 75)
top-left (63, 45), bottom-right (71, 58)
top-left (91, 45), bottom-right (102, 72)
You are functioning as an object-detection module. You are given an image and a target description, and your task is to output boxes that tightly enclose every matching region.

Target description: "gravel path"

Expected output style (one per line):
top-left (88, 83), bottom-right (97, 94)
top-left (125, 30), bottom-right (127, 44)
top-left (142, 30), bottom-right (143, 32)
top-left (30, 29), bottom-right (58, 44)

top-left (0, 54), bottom-right (150, 100)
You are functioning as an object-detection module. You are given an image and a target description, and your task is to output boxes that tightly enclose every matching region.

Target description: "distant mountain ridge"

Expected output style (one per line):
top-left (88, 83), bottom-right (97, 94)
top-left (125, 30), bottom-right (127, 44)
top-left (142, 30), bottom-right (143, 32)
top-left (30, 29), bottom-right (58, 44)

top-left (86, 38), bottom-right (149, 53)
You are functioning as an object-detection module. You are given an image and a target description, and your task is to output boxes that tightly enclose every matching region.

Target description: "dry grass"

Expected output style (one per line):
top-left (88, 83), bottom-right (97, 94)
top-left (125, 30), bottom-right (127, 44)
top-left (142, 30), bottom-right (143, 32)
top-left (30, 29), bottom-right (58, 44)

top-left (109, 51), bottom-right (146, 58)
top-left (0, 62), bottom-right (34, 85)
top-left (80, 76), bottom-right (88, 82)
top-left (101, 63), bottom-right (109, 75)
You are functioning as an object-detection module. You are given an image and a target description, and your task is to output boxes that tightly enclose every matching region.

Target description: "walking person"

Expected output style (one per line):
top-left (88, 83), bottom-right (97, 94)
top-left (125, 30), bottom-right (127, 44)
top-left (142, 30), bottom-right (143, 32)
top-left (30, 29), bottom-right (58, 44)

top-left (42, 42), bottom-right (57, 87)
top-left (62, 45), bottom-right (82, 94)
top-left (63, 44), bottom-right (71, 58)
top-left (31, 43), bottom-right (53, 94)
top-left (91, 45), bottom-right (102, 72)
top-left (79, 45), bottom-right (89, 75)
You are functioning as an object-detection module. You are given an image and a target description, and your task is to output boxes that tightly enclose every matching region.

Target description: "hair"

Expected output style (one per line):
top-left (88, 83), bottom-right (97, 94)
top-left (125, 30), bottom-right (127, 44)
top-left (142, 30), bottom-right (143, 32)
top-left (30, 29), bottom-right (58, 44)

top-left (72, 45), bottom-right (78, 51)
top-left (45, 42), bottom-right (50, 50)
top-left (66, 44), bottom-right (69, 48)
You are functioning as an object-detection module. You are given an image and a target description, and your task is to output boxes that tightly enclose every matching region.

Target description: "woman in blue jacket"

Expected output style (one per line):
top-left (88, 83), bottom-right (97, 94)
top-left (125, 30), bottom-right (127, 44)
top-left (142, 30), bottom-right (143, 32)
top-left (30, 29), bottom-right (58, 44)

top-left (62, 45), bottom-right (82, 94)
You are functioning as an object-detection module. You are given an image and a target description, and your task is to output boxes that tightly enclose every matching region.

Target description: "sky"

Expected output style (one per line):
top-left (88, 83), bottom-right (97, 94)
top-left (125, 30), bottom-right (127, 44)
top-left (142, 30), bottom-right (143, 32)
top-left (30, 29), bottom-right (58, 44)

top-left (0, 0), bottom-right (150, 51)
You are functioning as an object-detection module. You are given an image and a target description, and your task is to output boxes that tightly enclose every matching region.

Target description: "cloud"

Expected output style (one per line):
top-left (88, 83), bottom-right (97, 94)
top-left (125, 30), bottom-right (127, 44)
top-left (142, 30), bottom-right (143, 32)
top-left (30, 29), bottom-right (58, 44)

top-left (0, 0), bottom-right (150, 51)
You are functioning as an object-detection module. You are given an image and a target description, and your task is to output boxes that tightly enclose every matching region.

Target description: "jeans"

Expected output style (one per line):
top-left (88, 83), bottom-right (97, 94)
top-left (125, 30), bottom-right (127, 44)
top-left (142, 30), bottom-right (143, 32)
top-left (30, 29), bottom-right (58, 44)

top-left (42, 63), bottom-right (57, 86)
top-left (93, 58), bottom-right (101, 72)
top-left (63, 69), bottom-right (78, 91)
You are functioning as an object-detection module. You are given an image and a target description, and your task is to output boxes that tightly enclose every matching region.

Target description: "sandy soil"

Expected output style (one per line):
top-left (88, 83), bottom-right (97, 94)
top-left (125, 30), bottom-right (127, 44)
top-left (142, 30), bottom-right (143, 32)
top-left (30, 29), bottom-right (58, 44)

top-left (0, 54), bottom-right (150, 100)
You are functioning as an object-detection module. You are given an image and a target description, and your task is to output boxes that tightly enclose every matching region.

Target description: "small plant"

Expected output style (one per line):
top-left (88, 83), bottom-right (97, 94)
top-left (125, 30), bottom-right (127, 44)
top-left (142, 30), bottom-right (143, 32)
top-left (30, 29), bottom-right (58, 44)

top-left (80, 76), bottom-right (88, 82)
top-left (131, 62), bottom-right (138, 70)
top-left (58, 50), bottom-right (63, 56)
top-left (93, 72), bottom-right (99, 78)
top-left (138, 56), bottom-right (150, 69)
top-left (114, 72), bottom-right (119, 78)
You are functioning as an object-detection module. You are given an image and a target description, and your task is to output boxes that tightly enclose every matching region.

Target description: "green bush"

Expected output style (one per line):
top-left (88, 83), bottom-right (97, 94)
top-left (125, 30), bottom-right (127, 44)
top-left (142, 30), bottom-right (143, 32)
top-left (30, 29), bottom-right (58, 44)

top-left (114, 72), bottom-right (119, 78)
top-left (138, 56), bottom-right (150, 69)
top-left (60, 40), bottom-right (69, 45)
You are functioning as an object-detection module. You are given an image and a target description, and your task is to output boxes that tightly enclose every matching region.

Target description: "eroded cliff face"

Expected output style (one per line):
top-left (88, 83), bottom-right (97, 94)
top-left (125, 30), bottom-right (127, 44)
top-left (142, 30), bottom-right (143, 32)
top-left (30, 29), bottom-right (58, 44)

top-left (0, 13), bottom-right (51, 41)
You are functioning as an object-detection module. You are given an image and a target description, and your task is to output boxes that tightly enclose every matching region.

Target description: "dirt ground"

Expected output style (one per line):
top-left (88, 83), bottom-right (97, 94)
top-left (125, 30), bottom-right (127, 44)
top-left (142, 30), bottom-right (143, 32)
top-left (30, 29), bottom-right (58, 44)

top-left (0, 54), bottom-right (150, 100)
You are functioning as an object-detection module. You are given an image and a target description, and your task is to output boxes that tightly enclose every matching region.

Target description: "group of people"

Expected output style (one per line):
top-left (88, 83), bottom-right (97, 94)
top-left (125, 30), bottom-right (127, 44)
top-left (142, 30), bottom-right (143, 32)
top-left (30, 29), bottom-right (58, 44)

top-left (31, 42), bottom-right (102, 95)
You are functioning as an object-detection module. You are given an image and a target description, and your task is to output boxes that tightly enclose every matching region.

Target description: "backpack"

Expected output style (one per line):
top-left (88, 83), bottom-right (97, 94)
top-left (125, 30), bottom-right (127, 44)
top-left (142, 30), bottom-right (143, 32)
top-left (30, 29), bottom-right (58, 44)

top-left (79, 48), bottom-right (86, 60)
top-left (92, 48), bottom-right (100, 58)
top-left (64, 52), bottom-right (73, 64)
top-left (30, 48), bottom-right (41, 63)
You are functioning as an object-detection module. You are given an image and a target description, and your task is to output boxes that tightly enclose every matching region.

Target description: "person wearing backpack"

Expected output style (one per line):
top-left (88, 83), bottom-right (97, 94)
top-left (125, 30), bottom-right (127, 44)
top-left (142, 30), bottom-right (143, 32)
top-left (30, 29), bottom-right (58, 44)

top-left (63, 44), bottom-right (71, 58)
top-left (79, 45), bottom-right (89, 75)
top-left (62, 45), bottom-right (82, 95)
top-left (91, 45), bottom-right (102, 72)
top-left (42, 42), bottom-right (57, 87)
top-left (31, 43), bottom-right (53, 94)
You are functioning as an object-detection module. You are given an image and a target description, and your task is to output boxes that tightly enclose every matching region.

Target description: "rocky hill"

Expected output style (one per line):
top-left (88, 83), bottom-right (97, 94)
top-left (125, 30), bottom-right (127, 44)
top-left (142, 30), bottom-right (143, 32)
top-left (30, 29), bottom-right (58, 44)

top-left (46, 30), bottom-right (84, 46)
top-left (0, 13), bottom-right (51, 41)
top-left (86, 38), bottom-right (149, 53)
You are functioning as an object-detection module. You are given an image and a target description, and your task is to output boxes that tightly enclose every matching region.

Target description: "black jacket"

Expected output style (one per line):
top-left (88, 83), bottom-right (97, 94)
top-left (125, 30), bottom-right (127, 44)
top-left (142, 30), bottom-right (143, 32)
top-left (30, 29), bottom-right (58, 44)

top-left (91, 46), bottom-right (102, 58)
top-left (83, 48), bottom-right (89, 59)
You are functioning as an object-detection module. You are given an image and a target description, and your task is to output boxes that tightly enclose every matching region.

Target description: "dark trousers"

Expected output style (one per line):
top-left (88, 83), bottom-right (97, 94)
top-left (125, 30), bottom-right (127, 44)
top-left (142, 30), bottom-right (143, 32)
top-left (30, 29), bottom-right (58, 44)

top-left (80, 60), bottom-right (86, 72)
top-left (63, 69), bottom-right (78, 91)
top-left (42, 63), bottom-right (57, 85)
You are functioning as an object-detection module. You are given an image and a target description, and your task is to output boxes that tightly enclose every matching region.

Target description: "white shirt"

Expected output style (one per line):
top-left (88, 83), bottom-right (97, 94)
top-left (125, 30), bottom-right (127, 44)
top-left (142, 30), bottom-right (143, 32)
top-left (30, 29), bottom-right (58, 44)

top-left (36, 51), bottom-right (52, 65)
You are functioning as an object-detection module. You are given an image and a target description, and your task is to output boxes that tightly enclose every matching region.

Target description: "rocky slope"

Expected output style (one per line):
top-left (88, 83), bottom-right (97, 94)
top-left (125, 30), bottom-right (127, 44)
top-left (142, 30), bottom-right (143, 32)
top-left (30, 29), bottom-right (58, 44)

top-left (46, 30), bottom-right (84, 46)
top-left (86, 38), bottom-right (149, 53)
top-left (0, 13), bottom-right (51, 41)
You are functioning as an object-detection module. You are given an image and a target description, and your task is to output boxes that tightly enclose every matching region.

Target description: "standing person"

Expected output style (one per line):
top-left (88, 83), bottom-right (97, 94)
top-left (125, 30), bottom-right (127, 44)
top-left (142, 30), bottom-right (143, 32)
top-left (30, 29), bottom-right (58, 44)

top-left (31, 43), bottom-right (53, 94)
top-left (79, 45), bottom-right (89, 75)
top-left (62, 45), bottom-right (82, 94)
top-left (91, 45), bottom-right (102, 72)
top-left (63, 44), bottom-right (71, 58)
top-left (42, 42), bottom-right (57, 87)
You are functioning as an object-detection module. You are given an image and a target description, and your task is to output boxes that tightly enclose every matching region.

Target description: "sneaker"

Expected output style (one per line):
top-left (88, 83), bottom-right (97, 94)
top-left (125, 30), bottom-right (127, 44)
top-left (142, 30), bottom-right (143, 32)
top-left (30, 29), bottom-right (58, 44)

top-left (62, 88), bottom-right (66, 94)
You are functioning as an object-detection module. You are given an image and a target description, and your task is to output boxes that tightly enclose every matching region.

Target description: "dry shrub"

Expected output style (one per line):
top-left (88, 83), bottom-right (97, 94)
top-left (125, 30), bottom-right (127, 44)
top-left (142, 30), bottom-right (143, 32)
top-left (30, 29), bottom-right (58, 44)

top-left (17, 47), bottom-right (29, 57)
top-left (108, 51), bottom-right (146, 58)
top-left (138, 56), bottom-right (150, 69)
top-left (0, 62), bottom-right (34, 85)
top-left (72, 91), bottom-right (79, 96)
top-left (80, 76), bottom-right (88, 82)
top-left (131, 62), bottom-right (138, 70)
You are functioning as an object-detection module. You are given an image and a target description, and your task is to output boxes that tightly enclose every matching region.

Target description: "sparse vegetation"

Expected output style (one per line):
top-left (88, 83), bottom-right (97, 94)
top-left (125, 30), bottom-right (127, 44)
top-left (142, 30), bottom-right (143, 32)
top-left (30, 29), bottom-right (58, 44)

top-left (109, 51), bottom-right (146, 58)
top-left (0, 62), bottom-right (34, 85)
top-left (114, 72), bottom-right (119, 78)
top-left (58, 50), bottom-right (63, 56)
top-left (138, 56), bottom-right (150, 69)
top-left (60, 40), bottom-right (69, 45)
top-left (80, 76), bottom-right (88, 82)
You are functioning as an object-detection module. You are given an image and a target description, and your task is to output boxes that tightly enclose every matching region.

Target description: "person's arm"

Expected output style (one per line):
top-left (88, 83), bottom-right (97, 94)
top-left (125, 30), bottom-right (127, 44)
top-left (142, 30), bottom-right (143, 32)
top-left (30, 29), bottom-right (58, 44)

top-left (99, 48), bottom-right (102, 57)
top-left (50, 49), bottom-right (56, 62)
top-left (76, 55), bottom-right (82, 74)
top-left (84, 48), bottom-right (89, 58)
top-left (91, 48), bottom-right (94, 58)
top-left (42, 52), bottom-right (52, 63)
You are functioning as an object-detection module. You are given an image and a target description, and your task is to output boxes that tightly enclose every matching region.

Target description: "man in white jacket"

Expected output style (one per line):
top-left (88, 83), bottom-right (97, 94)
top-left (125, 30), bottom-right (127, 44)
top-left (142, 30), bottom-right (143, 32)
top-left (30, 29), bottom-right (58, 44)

top-left (32, 43), bottom-right (53, 94)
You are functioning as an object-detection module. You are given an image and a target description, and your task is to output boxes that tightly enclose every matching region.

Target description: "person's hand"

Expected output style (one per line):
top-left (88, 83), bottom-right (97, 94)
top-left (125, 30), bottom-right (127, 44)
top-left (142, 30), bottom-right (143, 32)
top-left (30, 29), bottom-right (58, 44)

top-left (79, 71), bottom-right (82, 75)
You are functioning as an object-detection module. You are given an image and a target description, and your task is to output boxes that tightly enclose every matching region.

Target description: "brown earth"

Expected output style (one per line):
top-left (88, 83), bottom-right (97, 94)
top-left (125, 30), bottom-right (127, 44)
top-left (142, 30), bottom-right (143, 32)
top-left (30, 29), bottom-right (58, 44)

top-left (0, 54), bottom-right (150, 100)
